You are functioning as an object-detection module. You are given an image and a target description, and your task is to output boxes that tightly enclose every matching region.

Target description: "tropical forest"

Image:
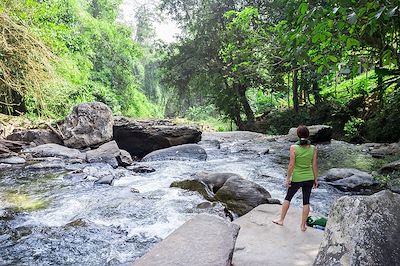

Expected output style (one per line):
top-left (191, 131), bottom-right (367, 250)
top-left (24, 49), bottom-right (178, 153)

top-left (0, 0), bottom-right (399, 265)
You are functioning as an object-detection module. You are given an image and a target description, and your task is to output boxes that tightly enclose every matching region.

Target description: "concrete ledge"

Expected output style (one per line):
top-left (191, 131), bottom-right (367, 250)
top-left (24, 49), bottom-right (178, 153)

top-left (133, 214), bottom-right (240, 266)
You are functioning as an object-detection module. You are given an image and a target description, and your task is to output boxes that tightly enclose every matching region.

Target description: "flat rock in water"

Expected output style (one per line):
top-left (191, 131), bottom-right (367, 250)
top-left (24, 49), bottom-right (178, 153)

top-left (6, 129), bottom-right (63, 146)
top-left (379, 159), bottom-right (400, 178)
top-left (133, 214), bottom-right (240, 266)
top-left (322, 168), bottom-right (379, 192)
top-left (23, 144), bottom-right (85, 160)
top-left (314, 190), bottom-right (400, 265)
top-left (232, 204), bottom-right (323, 266)
top-left (142, 144), bottom-right (207, 162)
top-left (0, 156), bottom-right (26, 164)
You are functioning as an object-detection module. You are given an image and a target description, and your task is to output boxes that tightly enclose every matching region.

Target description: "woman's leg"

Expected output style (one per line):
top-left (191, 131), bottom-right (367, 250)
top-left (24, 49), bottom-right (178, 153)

top-left (273, 183), bottom-right (300, 225)
top-left (300, 181), bottom-right (313, 231)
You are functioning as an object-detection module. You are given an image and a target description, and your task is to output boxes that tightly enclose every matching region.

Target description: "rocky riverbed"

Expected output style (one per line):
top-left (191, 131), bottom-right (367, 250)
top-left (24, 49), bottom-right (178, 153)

top-left (0, 129), bottom-right (398, 265)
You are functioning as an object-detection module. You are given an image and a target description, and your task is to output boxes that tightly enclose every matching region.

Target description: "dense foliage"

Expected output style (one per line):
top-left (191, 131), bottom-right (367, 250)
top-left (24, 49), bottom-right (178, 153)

top-left (0, 0), bottom-right (161, 118)
top-left (160, 0), bottom-right (400, 142)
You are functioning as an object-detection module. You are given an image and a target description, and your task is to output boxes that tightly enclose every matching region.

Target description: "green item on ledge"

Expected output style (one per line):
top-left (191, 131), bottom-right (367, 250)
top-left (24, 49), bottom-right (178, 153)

top-left (307, 216), bottom-right (327, 227)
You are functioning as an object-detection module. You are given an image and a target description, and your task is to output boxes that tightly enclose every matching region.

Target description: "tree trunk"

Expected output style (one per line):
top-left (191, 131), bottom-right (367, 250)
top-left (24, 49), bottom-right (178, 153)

top-left (312, 81), bottom-right (321, 104)
top-left (236, 84), bottom-right (255, 124)
top-left (293, 69), bottom-right (299, 113)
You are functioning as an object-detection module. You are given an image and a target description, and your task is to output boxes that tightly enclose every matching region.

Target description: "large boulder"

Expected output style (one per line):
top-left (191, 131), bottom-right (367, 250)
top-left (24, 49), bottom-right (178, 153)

top-left (321, 168), bottom-right (379, 192)
top-left (6, 129), bottom-right (63, 146)
top-left (59, 102), bottom-right (113, 149)
top-left (171, 172), bottom-right (279, 216)
top-left (314, 190), bottom-right (400, 266)
top-left (142, 144), bottom-right (207, 162)
top-left (288, 125), bottom-right (332, 143)
top-left (23, 144), bottom-right (85, 160)
top-left (214, 176), bottom-right (275, 216)
top-left (133, 214), bottom-right (240, 266)
top-left (113, 117), bottom-right (202, 158)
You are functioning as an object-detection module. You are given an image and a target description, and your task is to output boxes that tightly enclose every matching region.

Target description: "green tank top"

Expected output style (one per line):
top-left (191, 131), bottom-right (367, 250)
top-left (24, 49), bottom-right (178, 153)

top-left (292, 144), bottom-right (315, 182)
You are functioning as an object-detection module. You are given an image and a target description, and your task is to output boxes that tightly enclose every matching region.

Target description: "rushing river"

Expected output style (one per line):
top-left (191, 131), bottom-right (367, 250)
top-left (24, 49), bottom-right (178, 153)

top-left (0, 132), bottom-right (392, 265)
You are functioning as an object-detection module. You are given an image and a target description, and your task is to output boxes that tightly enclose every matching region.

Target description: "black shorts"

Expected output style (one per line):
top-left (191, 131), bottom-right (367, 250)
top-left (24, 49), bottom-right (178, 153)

top-left (284, 180), bottom-right (314, 205)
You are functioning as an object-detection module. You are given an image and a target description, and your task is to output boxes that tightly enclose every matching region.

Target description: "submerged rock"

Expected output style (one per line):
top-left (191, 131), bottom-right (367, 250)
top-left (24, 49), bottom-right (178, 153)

top-left (288, 125), bottom-right (332, 143)
top-left (314, 190), bottom-right (400, 266)
top-left (113, 116), bottom-right (202, 158)
top-left (133, 214), bottom-right (240, 266)
top-left (142, 144), bottom-right (207, 162)
top-left (59, 102), bottom-right (113, 149)
top-left (127, 165), bottom-right (156, 173)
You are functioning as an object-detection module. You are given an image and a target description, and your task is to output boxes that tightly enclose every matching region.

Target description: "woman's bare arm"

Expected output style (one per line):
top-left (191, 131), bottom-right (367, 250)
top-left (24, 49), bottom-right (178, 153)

top-left (312, 147), bottom-right (318, 187)
top-left (286, 145), bottom-right (296, 186)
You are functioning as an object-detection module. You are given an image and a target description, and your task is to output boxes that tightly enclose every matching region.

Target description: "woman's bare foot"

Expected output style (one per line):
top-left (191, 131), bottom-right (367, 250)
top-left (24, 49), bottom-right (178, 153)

top-left (272, 219), bottom-right (284, 226)
top-left (300, 225), bottom-right (307, 231)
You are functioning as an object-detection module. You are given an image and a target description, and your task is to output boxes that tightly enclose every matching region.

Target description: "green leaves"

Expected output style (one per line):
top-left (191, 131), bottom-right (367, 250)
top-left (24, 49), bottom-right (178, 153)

top-left (299, 3), bottom-right (308, 16)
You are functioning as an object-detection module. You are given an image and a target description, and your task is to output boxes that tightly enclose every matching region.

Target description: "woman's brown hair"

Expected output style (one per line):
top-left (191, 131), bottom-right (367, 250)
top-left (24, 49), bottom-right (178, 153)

top-left (297, 125), bottom-right (310, 145)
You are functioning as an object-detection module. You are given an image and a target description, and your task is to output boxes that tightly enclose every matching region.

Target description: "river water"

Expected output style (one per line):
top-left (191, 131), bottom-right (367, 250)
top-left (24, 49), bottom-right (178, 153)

top-left (0, 132), bottom-right (392, 265)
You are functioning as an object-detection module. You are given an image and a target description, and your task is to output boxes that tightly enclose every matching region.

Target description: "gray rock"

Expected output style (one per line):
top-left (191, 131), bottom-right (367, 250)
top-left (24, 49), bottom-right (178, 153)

top-left (368, 142), bottom-right (400, 158)
top-left (6, 129), bottom-right (63, 146)
top-left (59, 102), bottom-right (113, 149)
top-left (142, 144), bottom-right (207, 162)
top-left (324, 168), bottom-right (372, 182)
top-left (94, 175), bottom-right (115, 185)
top-left (23, 144), bottom-right (85, 160)
top-left (379, 160), bottom-right (400, 178)
top-left (215, 176), bottom-right (275, 216)
top-left (86, 141), bottom-right (120, 167)
top-left (288, 125), bottom-right (332, 143)
top-left (388, 178), bottom-right (400, 194)
top-left (171, 172), bottom-right (239, 201)
top-left (26, 160), bottom-right (66, 170)
top-left (314, 190), bottom-right (400, 266)
top-left (130, 187), bottom-right (140, 193)
top-left (126, 165), bottom-right (156, 173)
top-left (113, 116), bottom-right (202, 158)
top-left (0, 163), bottom-right (12, 169)
top-left (133, 214), bottom-right (240, 266)
top-left (171, 172), bottom-right (278, 216)
top-left (116, 149), bottom-right (133, 166)
top-left (0, 156), bottom-right (26, 164)
top-left (322, 168), bottom-right (379, 192)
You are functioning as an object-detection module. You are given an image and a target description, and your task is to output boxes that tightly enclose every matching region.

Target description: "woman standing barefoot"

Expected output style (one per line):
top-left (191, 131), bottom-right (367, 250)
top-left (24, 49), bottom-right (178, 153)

top-left (272, 125), bottom-right (318, 231)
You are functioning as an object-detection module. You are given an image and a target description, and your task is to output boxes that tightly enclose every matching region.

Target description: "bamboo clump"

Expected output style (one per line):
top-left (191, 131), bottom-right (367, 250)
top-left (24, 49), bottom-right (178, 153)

top-left (0, 12), bottom-right (54, 114)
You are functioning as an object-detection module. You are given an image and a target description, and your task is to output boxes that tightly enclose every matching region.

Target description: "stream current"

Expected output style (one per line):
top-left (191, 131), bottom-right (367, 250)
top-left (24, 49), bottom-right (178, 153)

top-left (0, 132), bottom-right (391, 265)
